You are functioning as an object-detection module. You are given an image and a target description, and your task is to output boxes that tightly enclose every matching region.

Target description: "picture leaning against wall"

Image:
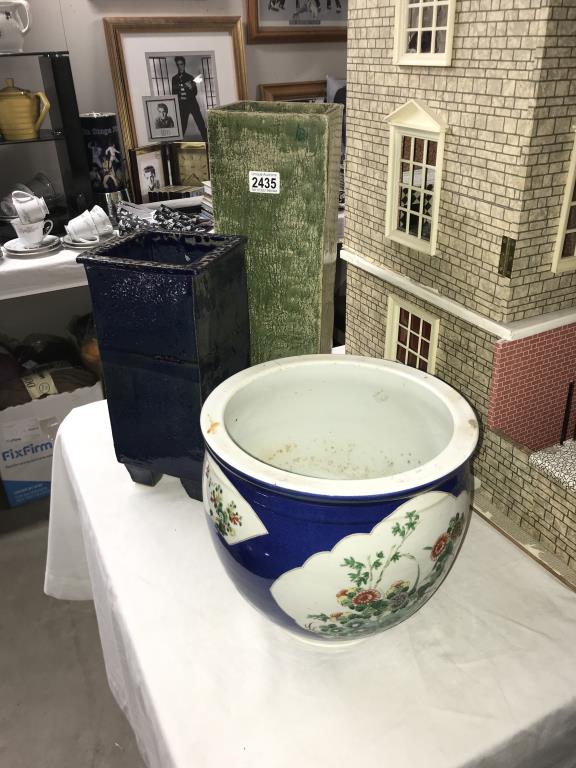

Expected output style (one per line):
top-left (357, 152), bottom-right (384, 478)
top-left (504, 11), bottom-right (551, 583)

top-left (247, 0), bottom-right (347, 42)
top-left (146, 52), bottom-right (220, 144)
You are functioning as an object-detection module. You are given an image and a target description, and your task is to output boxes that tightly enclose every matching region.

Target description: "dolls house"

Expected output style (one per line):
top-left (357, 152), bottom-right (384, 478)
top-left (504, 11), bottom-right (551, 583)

top-left (342, 0), bottom-right (576, 578)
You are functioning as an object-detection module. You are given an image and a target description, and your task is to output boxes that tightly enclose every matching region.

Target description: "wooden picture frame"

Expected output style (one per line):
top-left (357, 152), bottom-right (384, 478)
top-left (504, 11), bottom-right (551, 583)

top-left (142, 95), bottom-right (183, 142)
top-left (129, 144), bottom-right (170, 204)
top-left (169, 142), bottom-right (210, 187)
top-left (247, 0), bottom-right (347, 44)
top-left (104, 16), bottom-right (248, 187)
top-left (259, 80), bottom-right (327, 102)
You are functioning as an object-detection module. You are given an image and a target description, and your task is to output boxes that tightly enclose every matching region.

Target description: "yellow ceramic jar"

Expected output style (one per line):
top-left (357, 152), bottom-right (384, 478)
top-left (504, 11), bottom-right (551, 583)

top-left (0, 78), bottom-right (50, 141)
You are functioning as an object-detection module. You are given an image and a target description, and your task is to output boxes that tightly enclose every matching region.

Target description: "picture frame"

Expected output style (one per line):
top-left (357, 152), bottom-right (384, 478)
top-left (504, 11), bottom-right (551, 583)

top-left (104, 16), bottom-right (248, 181)
top-left (247, 0), bottom-right (347, 44)
top-left (169, 142), bottom-right (210, 186)
top-left (259, 80), bottom-right (327, 102)
top-left (129, 144), bottom-right (170, 204)
top-left (142, 95), bottom-right (183, 142)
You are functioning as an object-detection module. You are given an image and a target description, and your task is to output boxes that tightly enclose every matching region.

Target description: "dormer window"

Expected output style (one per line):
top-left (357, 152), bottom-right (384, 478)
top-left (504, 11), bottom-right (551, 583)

top-left (393, 0), bottom-right (456, 67)
top-left (552, 135), bottom-right (576, 273)
top-left (384, 100), bottom-right (447, 256)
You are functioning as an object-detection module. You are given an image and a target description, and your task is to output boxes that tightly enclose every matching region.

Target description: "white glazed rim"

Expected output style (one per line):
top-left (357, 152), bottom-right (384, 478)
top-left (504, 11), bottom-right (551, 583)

top-left (200, 355), bottom-right (479, 498)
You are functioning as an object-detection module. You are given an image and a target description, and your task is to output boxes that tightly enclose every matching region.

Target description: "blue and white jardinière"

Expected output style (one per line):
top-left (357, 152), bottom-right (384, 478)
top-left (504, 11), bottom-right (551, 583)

top-left (200, 355), bottom-right (478, 643)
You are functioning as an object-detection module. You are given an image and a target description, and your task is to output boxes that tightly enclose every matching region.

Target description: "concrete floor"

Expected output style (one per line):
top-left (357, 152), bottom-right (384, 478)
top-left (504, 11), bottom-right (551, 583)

top-left (0, 521), bottom-right (145, 768)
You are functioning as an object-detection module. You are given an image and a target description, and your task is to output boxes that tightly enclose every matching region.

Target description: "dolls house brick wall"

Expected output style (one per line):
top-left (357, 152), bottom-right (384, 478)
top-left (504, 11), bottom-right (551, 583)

top-left (344, 0), bottom-right (576, 570)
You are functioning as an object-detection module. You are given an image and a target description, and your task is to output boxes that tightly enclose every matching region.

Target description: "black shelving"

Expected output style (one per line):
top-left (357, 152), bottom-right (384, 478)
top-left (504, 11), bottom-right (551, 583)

top-left (0, 50), bottom-right (68, 58)
top-left (0, 51), bottom-right (92, 237)
top-left (0, 128), bottom-right (64, 146)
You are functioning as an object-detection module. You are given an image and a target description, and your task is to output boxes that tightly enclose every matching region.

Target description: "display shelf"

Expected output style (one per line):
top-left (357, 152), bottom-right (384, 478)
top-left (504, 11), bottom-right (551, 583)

top-left (0, 51), bottom-right (68, 58)
top-left (0, 128), bottom-right (65, 146)
top-left (0, 51), bottom-right (93, 218)
top-left (0, 246), bottom-right (87, 300)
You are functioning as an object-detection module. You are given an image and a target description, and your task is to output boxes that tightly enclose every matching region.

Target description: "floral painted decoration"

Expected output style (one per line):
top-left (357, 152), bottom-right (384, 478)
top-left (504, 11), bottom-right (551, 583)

top-left (305, 509), bottom-right (465, 638)
top-left (202, 455), bottom-right (269, 545)
top-left (206, 474), bottom-right (243, 539)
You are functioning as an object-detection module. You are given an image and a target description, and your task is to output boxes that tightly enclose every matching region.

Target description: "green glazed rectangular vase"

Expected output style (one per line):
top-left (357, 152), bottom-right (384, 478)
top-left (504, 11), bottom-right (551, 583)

top-left (208, 101), bottom-right (343, 365)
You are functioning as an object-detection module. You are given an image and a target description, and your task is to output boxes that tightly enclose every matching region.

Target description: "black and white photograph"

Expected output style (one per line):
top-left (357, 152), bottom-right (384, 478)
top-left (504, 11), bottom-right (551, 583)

top-left (104, 17), bottom-right (247, 164)
top-left (248, 0), bottom-right (347, 42)
top-left (128, 144), bottom-right (169, 204)
top-left (259, 0), bottom-right (347, 26)
top-left (142, 95), bottom-right (183, 142)
top-left (145, 52), bottom-right (220, 143)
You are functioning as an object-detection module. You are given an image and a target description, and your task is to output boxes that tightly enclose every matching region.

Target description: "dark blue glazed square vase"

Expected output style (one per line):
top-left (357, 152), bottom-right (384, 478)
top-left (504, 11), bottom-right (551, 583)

top-left (78, 231), bottom-right (249, 499)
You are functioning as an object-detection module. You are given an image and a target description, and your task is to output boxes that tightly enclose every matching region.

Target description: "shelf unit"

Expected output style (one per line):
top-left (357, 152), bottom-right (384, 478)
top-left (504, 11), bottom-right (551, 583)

top-left (0, 51), bottom-right (93, 242)
top-left (0, 128), bottom-right (65, 145)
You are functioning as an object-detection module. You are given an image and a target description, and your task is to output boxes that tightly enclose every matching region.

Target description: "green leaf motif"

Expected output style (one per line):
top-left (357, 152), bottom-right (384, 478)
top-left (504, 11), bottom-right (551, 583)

top-left (305, 507), bottom-right (464, 639)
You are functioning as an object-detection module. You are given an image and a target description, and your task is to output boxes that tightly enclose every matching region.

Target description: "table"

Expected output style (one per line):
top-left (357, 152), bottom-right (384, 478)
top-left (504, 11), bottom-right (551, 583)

top-left (0, 246), bottom-right (87, 300)
top-left (45, 402), bottom-right (576, 768)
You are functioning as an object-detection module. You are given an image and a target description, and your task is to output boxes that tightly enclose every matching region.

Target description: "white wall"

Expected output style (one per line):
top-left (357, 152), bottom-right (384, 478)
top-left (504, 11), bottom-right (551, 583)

top-left (24, 0), bottom-right (346, 109)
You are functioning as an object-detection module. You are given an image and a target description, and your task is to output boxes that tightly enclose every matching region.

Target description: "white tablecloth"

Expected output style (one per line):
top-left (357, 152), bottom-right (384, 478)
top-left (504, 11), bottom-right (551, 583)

top-left (45, 401), bottom-right (576, 768)
top-left (0, 246), bottom-right (87, 300)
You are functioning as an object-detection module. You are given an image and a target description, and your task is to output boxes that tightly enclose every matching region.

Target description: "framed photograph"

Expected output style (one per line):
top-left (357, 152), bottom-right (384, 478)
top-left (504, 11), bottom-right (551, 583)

top-left (129, 144), bottom-right (169, 203)
top-left (169, 142), bottom-right (210, 186)
top-left (142, 95), bottom-right (183, 141)
top-left (247, 0), bottom-right (347, 43)
top-left (259, 80), bottom-right (326, 102)
top-left (104, 16), bottom-right (248, 179)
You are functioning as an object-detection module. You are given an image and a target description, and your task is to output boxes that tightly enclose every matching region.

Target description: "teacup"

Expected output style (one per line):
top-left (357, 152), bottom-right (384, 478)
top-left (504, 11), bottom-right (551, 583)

top-left (89, 205), bottom-right (113, 236)
top-left (11, 218), bottom-right (53, 248)
top-left (11, 190), bottom-right (49, 224)
top-left (0, 184), bottom-right (33, 217)
top-left (66, 210), bottom-right (99, 243)
top-left (64, 228), bottom-right (99, 245)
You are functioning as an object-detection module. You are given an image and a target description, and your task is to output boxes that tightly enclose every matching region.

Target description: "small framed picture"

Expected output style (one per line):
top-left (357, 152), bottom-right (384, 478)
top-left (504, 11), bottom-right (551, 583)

top-left (169, 141), bottom-right (209, 186)
top-left (259, 80), bottom-right (326, 103)
top-left (247, 0), bottom-right (347, 43)
top-left (129, 144), bottom-right (170, 203)
top-left (142, 95), bottom-right (183, 141)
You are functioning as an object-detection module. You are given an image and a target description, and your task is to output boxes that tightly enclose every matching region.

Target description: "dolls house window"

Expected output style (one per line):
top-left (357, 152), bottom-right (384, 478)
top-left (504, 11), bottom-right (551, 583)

top-left (394, 0), bottom-right (456, 66)
top-left (553, 138), bottom-right (576, 273)
top-left (385, 295), bottom-right (439, 374)
top-left (384, 101), bottom-right (447, 256)
top-left (397, 136), bottom-right (436, 243)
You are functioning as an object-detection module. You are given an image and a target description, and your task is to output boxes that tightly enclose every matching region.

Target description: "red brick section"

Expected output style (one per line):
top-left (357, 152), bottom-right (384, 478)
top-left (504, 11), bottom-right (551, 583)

top-left (488, 323), bottom-right (576, 451)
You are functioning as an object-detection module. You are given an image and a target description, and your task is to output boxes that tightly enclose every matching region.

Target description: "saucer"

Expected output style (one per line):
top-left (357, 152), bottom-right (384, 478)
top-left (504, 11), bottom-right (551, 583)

top-left (61, 233), bottom-right (115, 250)
top-left (3, 235), bottom-right (61, 256)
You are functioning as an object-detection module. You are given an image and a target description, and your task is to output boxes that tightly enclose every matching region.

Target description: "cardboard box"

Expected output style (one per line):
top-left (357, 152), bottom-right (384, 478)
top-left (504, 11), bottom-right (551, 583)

top-left (0, 383), bottom-right (103, 507)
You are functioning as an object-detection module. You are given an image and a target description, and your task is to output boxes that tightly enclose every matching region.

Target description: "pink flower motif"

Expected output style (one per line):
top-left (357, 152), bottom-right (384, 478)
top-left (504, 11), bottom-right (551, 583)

top-left (336, 588), bottom-right (357, 605)
top-left (330, 612), bottom-right (344, 619)
top-left (431, 533), bottom-right (450, 560)
top-left (229, 512), bottom-right (240, 525)
top-left (352, 589), bottom-right (381, 605)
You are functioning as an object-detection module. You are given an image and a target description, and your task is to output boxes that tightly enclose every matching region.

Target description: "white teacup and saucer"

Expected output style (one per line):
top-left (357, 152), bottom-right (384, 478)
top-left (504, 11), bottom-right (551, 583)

top-left (4, 218), bottom-right (60, 257)
top-left (63, 207), bottom-right (114, 249)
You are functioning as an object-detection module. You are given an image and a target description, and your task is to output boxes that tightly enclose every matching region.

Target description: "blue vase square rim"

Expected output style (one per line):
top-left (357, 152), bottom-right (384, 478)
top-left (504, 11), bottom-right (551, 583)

top-left (77, 230), bottom-right (246, 275)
